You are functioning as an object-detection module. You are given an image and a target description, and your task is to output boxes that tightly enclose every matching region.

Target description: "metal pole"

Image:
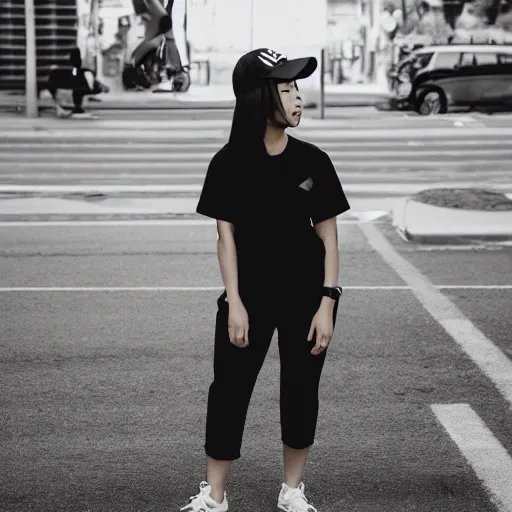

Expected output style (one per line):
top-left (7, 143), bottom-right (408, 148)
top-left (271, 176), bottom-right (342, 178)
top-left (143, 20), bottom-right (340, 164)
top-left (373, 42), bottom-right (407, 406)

top-left (371, 0), bottom-right (381, 83)
top-left (320, 47), bottom-right (325, 120)
top-left (25, 0), bottom-right (38, 117)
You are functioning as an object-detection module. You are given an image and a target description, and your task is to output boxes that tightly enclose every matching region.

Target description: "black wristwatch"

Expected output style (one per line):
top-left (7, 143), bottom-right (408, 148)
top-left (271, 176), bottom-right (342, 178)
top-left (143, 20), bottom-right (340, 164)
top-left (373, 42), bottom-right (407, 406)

top-left (322, 286), bottom-right (343, 300)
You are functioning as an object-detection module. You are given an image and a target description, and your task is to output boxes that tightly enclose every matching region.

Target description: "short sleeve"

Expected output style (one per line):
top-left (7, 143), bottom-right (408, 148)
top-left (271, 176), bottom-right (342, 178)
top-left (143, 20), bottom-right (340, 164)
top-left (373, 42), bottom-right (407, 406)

top-left (196, 150), bottom-right (236, 223)
top-left (310, 151), bottom-right (350, 226)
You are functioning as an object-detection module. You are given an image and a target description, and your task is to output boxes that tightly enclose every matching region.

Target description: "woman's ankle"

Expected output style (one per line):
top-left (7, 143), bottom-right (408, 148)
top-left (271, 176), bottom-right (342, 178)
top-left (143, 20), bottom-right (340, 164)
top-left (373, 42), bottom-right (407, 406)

top-left (209, 487), bottom-right (224, 504)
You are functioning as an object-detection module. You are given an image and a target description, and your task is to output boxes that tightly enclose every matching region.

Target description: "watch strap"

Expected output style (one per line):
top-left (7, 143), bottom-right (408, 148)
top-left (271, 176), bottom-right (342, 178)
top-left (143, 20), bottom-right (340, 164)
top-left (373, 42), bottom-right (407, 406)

top-left (322, 286), bottom-right (342, 299)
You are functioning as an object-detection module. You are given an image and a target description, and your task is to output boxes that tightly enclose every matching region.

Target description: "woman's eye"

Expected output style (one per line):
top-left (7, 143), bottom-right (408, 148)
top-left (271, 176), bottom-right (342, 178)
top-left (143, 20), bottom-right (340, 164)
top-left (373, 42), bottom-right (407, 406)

top-left (281, 90), bottom-right (289, 93)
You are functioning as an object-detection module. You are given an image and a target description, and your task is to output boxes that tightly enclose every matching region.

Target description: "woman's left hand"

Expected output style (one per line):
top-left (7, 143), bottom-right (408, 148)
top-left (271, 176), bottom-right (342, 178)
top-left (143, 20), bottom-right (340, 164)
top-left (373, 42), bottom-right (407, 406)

top-left (307, 305), bottom-right (334, 355)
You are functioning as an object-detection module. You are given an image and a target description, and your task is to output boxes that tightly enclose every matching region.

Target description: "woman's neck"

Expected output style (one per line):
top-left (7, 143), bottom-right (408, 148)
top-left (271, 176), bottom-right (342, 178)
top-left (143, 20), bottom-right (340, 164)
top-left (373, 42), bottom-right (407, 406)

top-left (264, 122), bottom-right (287, 156)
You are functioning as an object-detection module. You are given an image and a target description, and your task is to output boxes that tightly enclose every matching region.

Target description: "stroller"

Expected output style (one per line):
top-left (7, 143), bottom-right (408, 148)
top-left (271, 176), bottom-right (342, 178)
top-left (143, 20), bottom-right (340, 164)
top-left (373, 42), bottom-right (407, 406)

top-left (122, 0), bottom-right (190, 92)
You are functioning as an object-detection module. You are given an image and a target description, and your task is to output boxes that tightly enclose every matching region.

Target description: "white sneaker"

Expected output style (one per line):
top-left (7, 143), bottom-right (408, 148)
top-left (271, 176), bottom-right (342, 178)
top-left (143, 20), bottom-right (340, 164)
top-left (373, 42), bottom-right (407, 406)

top-left (179, 481), bottom-right (228, 511)
top-left (277, 482), bottom-right (317, 512)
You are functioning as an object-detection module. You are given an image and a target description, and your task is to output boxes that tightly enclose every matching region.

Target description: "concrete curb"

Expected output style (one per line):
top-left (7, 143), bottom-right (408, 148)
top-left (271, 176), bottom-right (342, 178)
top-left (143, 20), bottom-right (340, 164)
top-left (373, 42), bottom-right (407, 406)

top-left (392, 195), bottom-right (512, 244)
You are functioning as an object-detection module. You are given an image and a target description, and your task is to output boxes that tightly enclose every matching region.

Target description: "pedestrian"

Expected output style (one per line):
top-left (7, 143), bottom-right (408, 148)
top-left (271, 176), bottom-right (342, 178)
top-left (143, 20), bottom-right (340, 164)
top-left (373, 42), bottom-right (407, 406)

top-left (182, 47), bottom-right (350, 512)
top-left (46, 48), bottom-right (109, 119)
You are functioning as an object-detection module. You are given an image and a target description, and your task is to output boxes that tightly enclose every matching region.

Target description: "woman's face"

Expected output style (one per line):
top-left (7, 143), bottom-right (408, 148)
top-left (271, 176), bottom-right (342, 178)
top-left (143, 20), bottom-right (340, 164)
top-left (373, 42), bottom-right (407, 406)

top-left (274, 80), bottom-right (303, 128)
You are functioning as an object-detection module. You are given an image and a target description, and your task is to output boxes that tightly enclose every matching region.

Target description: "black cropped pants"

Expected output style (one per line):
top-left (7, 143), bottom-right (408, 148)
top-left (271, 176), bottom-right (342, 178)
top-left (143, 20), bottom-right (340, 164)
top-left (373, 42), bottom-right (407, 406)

top-left (204, 287), bottom-right (340, 461)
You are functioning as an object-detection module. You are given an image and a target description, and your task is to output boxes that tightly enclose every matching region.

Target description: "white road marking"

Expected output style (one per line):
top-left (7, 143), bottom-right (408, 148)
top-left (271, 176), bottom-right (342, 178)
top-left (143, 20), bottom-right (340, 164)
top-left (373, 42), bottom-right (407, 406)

top-left (0, 286), bottom-right (511, 292)
top-left (0, 139), bottom-right (509, 149)
top-left (0, 218), bottom-right (389, 227)
top-left (2, 159), bottom-right (512, 170)
top-left (359, 223), bottom-right (512, 409)
top-left (438, 285), bottom-right (512, 289)
top-left (431, 404), bottom-right (512, 511)
top-left (4, 149), bottom-right (512, 160)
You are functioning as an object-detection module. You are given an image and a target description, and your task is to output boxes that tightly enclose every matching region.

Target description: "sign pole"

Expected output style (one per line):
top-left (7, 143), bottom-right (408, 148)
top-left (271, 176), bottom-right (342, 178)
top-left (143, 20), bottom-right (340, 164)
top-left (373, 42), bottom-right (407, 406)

top-left (25, 0), bottom-right (38, 117)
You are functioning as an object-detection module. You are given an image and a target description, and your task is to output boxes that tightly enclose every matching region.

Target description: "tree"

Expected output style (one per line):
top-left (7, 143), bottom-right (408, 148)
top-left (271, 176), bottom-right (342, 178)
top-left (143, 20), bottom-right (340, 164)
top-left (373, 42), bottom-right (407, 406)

top-left (455, 2), bottom-right (487, 28)
top-left (396, 0), bottom-right (454, 42)
top-left (467, 0), bottom-right (503, 24)
top-left (415, 11), bottom-right (454, 41)
top-left (495, 9), bottom-right (512, 29)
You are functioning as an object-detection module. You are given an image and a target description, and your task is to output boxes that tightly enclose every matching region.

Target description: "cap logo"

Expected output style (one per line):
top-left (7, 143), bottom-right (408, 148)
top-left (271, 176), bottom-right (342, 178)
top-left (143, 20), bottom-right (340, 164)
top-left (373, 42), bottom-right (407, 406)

top-left (257, 49), bottom-right (287, 67)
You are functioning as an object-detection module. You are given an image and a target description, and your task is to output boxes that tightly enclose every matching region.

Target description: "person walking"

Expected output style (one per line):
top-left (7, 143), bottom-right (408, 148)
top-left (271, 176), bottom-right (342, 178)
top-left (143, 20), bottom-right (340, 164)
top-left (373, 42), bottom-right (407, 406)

top-left (182, 47), bottom-right (350, 512)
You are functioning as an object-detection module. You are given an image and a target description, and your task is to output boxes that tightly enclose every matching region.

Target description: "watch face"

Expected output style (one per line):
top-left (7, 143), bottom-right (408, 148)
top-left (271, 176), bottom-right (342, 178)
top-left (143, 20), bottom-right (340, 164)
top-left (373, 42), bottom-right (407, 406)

top-left (332, 287), bottom-right (342, 298)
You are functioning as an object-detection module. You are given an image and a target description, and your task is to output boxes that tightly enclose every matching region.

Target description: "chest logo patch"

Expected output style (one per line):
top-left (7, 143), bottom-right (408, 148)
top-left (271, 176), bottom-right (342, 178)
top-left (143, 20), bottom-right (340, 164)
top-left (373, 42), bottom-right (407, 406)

top-left (298, 176), bottom-right (314, 192)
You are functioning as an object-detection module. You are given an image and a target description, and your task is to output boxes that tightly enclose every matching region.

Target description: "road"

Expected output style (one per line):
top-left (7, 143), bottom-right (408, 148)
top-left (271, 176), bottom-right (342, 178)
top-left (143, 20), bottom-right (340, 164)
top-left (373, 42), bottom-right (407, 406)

top-left (1, 108), bottom-right (512, 512)
top-left (1, 109), bottom-right (512, 201)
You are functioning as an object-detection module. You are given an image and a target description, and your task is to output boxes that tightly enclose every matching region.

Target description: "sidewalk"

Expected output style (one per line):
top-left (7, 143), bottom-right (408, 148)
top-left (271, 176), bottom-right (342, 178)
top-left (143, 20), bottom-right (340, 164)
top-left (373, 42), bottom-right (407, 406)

top-left (0, 83), bottom-right (391, 111)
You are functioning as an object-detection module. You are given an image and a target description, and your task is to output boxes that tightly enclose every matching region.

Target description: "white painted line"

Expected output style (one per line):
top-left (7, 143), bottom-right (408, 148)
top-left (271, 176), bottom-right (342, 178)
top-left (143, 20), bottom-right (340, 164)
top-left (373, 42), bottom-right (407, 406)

top-left (431, 404), bottom-right (512, 511)
top-left (0, 218), bottom-right (386, 227)
top-left (2, 159), bottom-right (512, 170)
top-left (0, 219), bottom-right (216, 227)
top-left (411, 245), bottom-right (504, 251)
top-left (0, 287), bottom-right (229, 292)
top-left (0, 285), bottom-right (511, 292)
top-left (439, 285), bottom-right (512, 289)
top-left (0, 286), bottom-right (409, 292)
top-left (11, 171), bottom-right (511, 181)
top-left (4, 149), bottom-right (512, 160)
top-left (0, 139), bottom-right (509, 149)
top-left (359, 223), bottom-right (512, 409)
top-left (3, 127), bottom-right (512, 138)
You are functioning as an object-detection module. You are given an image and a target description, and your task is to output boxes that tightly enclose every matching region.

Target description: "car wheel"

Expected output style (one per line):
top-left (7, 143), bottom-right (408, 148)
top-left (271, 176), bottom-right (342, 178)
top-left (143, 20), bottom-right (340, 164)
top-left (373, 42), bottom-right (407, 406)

top-left (415, 87), bottom-right (447, 115)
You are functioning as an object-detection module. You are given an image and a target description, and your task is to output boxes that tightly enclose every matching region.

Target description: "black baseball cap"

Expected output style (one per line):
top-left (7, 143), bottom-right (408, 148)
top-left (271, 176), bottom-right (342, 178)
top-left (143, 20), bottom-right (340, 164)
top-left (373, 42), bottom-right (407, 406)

top-left (232, 48), bottom-right (317, 98)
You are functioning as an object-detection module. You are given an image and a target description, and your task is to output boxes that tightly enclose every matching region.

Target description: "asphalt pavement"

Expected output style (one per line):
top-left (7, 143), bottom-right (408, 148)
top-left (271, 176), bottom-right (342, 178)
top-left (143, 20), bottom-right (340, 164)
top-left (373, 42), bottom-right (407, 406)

top-left (1, 107), bottom-right (512, 512)
top-left (2, 221), bottom-right (512, 512)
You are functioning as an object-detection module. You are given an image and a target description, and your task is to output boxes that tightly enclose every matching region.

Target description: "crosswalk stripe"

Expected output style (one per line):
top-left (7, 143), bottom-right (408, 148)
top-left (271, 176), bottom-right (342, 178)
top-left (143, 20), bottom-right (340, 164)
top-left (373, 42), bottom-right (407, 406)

top-left (2, 149), bottom-right (512, 161)
top-left (2, 127), bottom-right (512, 140)
top-left (2, 171), bottom-right (509, 180)
top-left (1, 160), bottom-right (510, 171)
top-left (0, 116), bottom-right (489, 130)
top-left (1, 140), bottom-right (511, 150)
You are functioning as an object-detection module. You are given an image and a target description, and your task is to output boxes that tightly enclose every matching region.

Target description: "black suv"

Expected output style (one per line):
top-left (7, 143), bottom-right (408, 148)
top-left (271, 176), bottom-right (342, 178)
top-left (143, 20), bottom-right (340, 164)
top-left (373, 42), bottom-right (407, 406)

top-left (390, 44), bottom-right (512, 114)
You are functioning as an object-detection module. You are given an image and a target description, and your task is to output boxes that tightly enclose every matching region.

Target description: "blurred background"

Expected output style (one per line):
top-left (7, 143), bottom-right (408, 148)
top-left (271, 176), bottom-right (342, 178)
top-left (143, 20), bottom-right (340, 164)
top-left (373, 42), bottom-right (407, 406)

top-left (2, 0), bottom-right (511, 96)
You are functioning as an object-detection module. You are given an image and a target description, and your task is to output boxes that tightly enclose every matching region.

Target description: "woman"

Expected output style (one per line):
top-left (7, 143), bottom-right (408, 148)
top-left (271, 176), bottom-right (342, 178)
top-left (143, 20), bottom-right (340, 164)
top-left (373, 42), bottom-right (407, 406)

top-left (181, 48), bottom-right (350, 512)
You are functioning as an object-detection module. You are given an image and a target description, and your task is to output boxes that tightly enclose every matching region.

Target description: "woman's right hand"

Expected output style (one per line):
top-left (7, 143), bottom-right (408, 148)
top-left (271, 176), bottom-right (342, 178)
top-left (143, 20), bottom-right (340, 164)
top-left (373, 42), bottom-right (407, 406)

top-left (227, 298), bottom-right (250, 348)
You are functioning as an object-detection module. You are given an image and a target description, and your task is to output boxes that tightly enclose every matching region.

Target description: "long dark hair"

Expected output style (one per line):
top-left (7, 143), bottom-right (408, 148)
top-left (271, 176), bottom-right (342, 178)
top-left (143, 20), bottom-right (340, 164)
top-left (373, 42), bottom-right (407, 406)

top-left (228, 78), bottom-right (289, 157)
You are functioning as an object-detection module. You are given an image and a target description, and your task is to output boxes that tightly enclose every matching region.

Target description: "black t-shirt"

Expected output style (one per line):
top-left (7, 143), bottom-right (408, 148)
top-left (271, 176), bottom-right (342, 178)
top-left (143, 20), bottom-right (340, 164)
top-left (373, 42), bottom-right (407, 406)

top-left (196, 134), bottom-right (350, 293)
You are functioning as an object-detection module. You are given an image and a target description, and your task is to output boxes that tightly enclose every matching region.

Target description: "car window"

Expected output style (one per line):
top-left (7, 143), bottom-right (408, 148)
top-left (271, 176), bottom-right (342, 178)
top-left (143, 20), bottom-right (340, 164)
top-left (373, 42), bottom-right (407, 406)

top-left (417, 52), bottom-right (434, 68)
top-left (473, 52), bottom-right (498, 65)
top-left (433, 52), bottom-right (460, 69)
top-left (460, 52), bottom-right (474, 67)
top-left (498, 53), bottom-right (512, 64)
